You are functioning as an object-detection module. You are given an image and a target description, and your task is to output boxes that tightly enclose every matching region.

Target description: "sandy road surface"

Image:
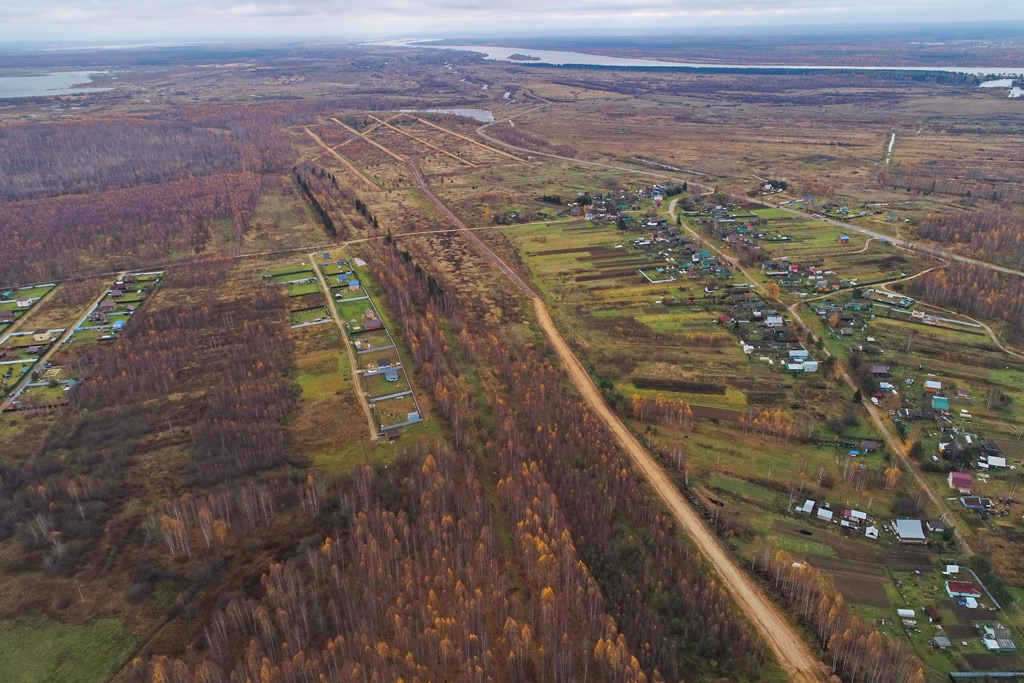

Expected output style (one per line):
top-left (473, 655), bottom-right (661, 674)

top-left (531, 300), bottom-right (826, 683)
top-left (384, 128), bottom-right (826, 681)
top-left (307, 254), bottom-right (379, 443)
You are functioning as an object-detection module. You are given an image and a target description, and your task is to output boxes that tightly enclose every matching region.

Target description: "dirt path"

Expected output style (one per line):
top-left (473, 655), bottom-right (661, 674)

top-left (2, 277), bottom-right (117, 410)
top-left (303, 127), bottom-right (382, 192)
top-left (307, 254), bottom-right (379, 443)
top-left (476, 111), bottom-right (1024, 279)
top-left (329, 117), bottom-right (406, 163)
top-left (774, 264), bottom-right (976, 555)
top-left (404, 114), bottom-right (528, 162)
top-left (875, 276), bottom-right (1024, 360)
top-left (366, 114), bottom-right (477, 167)
top-left (386, 142), bottom-right (827, 681)
top-left (532, 297), bottom-right (825, 682)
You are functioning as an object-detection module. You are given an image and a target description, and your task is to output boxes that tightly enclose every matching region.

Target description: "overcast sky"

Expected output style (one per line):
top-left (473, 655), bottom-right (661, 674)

top-left (1, 0), bottom-right (1023, 44)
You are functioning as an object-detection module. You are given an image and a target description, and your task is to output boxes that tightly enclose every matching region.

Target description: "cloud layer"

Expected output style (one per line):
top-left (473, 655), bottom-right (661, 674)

top-left (1, 0), bottom-right (1021, 43)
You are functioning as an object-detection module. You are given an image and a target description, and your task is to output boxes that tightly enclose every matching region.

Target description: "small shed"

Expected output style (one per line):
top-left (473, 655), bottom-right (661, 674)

top-left (816, 508), bottom-right (834, 522)
top-left (932, 396), bottom-right (950, 412)
top-left (924, 380), bottom-right (942, 393)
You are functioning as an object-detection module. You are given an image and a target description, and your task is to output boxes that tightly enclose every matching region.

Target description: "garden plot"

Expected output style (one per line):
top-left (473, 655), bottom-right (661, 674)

top-left (68, 271), bottom-right (163, 346)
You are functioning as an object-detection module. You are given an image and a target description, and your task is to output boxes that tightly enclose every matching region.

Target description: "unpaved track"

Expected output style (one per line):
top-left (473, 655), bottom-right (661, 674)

top-left (389, 139), bottom-right (826, 682)
top-left (531, 300), bottom-right (825, 683)
top-left (404, 114), bottom-right (528, 162)
top-left (330, 117), bottom-right (406, 163)
top-left (307, 254), bottom-right (379, 443)
top-left (367, 115), bottom-right (477, 167)
top-left (476, 110), bottom-right (1024, 279)
top-left (304, 127), bottom-right (382, 192)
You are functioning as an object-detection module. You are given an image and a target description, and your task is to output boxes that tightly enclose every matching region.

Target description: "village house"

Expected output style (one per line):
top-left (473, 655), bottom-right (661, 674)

top-left (945, 580), bottom-right (982, 599)
top-left (960, 496), bottom-right (991, 511)
top-left (948, 471), bottom-right (974, 494)
top-left (892, 519), bottom-right (927, 544)
top-left (32, 329), bottom-right (51, 343)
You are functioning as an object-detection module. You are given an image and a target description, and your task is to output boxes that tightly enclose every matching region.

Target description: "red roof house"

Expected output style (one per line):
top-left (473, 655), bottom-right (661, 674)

top-left (945, 581), bottom-right (982, 599)
top-left (948, 471), bottom-right (973, 493)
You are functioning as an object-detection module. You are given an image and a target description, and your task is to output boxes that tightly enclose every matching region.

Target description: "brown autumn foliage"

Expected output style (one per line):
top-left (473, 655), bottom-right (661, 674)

top-left (754, 546), bottom-right (924, 683)
top-left (368, 241), bottom-right (767, 679)
top-left (879, 163), bottom-right (1024, 204)
top-left (917, 207), bottom-right (1024, 267)
top-left (3, 263), bottom-right (295, 577)
top-left (911, 263), bottom-right (1024, 335)
top-left (488, 122), bottom-right (578, 158)
top-left (0, 173), bottom-right (262, 285)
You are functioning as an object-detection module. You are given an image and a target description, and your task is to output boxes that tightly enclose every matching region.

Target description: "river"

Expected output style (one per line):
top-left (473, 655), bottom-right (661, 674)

top-left (376, 40), bottom-right (1024, 77)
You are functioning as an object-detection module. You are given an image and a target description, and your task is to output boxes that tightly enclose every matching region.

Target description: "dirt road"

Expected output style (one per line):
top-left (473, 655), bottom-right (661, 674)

top-left (303, 127), bottom-right (383, 192)
top-left (307, 254), bottom-right (379, 443)
top-left (875, 276), bottom-right (1024, 360)
top-left (531, 300), bottom-right (826, 682)
top-left (475, 111), bottom-right (1024, 279)
top-left (366, 115), bottom-right (477, 167)
top-left (385, 139), bottom-right (827, 681)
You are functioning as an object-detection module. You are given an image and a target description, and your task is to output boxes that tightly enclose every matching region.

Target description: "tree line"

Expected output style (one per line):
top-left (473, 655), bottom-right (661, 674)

top-left (911, 263), bottom-right (1024, 335)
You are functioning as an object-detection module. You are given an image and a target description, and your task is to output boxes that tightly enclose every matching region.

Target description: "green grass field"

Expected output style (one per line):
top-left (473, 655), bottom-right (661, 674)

top-left (288, 280), bottom-right (322, 297)
top-left (0, 618), bottom-right (134, 683)
top-left (364, 367), bottom-right (411, 398)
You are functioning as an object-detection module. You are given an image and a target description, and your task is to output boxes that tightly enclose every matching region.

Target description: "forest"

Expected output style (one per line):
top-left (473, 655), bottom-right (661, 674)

top-left (911, 263), bottom-right (1024, 335)
top-left (917, 207), bottom-right (1024, 267)
top-left (0, 173), bottom-right (263, 285)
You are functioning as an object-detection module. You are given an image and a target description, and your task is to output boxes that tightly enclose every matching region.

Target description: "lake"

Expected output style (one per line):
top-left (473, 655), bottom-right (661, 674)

top-left (0, 71), bottom-right (112, 99)
top-left (378, 40), bottom-right (1024, 77)
top-left (400, 108), bottom-right (494, 122)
